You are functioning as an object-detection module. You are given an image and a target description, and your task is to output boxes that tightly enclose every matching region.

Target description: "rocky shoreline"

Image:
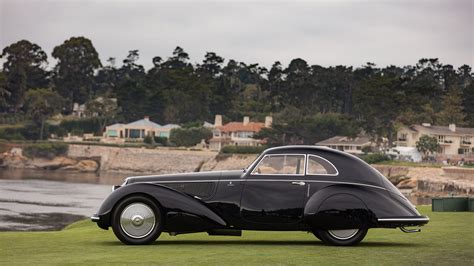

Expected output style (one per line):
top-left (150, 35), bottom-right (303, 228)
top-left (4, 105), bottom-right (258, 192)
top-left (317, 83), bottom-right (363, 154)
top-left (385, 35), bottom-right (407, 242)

top-left (1, 144), bottom-right (472, 198)
top-left (1, 153), bottom-right (100, 172)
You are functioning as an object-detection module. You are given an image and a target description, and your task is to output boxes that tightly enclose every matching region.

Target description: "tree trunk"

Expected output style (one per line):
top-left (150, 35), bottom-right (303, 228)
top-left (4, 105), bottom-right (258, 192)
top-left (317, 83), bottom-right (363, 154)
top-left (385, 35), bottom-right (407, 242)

top-left (40, 118), bottom-right (45, 140)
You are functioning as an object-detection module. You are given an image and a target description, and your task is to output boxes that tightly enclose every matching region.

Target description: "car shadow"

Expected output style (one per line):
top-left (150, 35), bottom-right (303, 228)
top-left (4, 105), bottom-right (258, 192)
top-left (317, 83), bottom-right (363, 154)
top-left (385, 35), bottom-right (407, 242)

top-left (99, 240), bottom-right (419, 247)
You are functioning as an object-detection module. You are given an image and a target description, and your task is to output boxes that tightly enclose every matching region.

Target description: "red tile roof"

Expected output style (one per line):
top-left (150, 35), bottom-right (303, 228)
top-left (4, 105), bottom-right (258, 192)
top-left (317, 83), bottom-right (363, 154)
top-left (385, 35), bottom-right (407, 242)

top-left (217, 122), bottom-right (266, 133)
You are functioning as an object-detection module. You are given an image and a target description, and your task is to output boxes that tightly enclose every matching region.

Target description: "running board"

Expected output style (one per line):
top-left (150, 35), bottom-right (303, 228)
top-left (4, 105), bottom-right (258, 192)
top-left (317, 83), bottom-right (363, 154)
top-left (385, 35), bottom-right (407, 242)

top-left (207, 229), bottom-right (242, 236)
top-left (400, 227), bottom-right (421, 233)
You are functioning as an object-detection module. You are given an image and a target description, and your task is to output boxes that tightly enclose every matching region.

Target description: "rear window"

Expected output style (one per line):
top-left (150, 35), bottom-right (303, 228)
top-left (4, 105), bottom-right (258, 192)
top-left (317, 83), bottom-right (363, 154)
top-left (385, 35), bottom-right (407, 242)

top-left (306, 155), bottom-right (338, 175)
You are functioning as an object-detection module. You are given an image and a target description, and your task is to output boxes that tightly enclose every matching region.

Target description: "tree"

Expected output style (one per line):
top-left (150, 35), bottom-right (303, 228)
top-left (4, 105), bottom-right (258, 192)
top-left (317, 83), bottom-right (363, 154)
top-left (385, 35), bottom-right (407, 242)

top-left (24, 88), bottom-right (64, 140)
top-left (0, 40), bottom-right (49, 112)
top-left (52, 37), bottom-right (101, 111)
top-left (0, 71), bottom-right (10, 111)
top-left (437, 85), bottom-right (466, 126)
top-left (463, 81), bottom-right (474, 126)
top-left (85, 95), bottom-right (119, 134)
top-left (169, 127), bottom-right (212, 147)
top-left (115, 50), bottom-right (148, 121)
top-left (353, 67), bottom-right (406, 147)
top-left (416, 135), bottom-right (440, 161)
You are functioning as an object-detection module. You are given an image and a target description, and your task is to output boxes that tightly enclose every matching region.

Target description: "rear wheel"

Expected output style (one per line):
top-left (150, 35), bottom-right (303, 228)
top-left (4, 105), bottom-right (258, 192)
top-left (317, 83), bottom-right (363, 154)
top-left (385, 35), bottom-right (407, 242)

top-left (314, 228), bottom-right (368, 246)
top-left (112, 195), bottom-right (162, 245)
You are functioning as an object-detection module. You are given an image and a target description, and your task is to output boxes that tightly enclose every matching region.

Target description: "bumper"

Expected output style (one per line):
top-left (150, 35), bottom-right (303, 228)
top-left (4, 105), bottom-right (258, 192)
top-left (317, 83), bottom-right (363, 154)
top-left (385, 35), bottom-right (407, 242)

top-left (377, 216), bottom-right (430, 227)
top-left (90, 213), bottom-right (110, 230)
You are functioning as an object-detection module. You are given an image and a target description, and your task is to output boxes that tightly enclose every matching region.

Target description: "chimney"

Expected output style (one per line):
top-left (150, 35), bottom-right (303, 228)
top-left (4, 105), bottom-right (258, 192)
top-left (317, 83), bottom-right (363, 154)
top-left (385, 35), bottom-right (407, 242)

top-left (144, 116), bottom-right (149, 121)
top-left (449, 124), bottom-right (456, 132)
top-left (265, 116), bottom-right (273, 128)
top-left (214, 114), bottom-right (222, 127)
top-left (243, 116), bottom-right (250, 126)
top-left (421, 123), bottom-right (431, 127)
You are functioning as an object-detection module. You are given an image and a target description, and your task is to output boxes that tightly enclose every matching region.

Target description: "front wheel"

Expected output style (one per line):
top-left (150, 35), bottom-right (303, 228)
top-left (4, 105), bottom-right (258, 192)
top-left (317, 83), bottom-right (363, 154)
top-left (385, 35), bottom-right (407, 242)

top-left (313, 228), bottom-right (368, 246)
top-left (112, 195), bottom-right (162, 245)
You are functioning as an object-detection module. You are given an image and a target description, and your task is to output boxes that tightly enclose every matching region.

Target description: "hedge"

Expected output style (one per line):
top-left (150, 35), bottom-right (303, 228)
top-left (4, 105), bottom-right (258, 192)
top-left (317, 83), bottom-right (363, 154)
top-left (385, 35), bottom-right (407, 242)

top-left (360, 153), bottom-right (391, 164)
top-left (23, 143), bottom-right (69, 159)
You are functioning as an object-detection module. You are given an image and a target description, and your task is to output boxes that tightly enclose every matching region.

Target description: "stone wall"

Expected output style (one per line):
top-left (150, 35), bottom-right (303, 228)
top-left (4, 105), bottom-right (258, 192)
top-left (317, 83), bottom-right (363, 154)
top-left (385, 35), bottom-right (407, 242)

top-left (200, 153), bottom-right (258, 171)
top-left (67, 145), bottom-right (217, 174)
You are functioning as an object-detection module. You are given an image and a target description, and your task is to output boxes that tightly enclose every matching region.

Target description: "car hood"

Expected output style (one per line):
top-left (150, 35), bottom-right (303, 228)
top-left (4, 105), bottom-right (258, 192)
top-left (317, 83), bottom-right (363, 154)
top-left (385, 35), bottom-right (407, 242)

top-left (125, 170), bottom-right (244, 184)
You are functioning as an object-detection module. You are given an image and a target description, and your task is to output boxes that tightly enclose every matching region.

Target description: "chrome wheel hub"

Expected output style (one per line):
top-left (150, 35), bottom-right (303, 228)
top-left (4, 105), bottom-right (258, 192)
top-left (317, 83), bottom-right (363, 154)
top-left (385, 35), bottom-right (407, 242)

top-left (328, 229), bottom-right (359, 240)
top-left (120, 203), bottom-right (156, 239)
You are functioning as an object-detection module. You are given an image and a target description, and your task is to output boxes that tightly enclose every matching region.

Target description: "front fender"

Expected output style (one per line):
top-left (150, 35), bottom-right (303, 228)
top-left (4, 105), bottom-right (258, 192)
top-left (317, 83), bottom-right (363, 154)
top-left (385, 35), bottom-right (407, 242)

top-left (94, 183), bottom-right (227, 231)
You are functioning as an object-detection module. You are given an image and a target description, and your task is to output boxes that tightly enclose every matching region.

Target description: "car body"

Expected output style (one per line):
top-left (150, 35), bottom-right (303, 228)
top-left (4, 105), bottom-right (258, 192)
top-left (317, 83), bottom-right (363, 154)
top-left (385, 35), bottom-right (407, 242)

top-left (92, 145), bottom-right (429, 245)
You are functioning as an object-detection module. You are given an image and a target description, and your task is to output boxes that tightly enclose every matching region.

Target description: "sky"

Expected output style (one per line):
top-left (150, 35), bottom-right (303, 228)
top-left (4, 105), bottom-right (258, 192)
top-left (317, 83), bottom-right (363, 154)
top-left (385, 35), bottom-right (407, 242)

top-left (0, 0), bottom-right (473, 70)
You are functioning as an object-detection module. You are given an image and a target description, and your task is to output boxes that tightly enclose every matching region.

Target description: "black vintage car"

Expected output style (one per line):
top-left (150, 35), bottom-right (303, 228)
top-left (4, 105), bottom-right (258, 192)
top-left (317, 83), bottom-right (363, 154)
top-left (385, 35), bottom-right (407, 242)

top-left (92, 146), bottom-right (429, 246)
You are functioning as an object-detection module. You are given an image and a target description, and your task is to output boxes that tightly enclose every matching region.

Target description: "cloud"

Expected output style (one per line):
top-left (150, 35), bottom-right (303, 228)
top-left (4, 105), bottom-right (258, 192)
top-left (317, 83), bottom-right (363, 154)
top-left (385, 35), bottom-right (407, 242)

top-left (1, 0), bottom-right (472, 70)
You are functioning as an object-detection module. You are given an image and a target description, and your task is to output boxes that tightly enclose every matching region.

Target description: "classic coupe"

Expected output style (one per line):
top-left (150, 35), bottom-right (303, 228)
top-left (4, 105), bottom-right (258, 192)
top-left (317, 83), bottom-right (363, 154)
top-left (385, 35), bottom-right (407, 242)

top-left (91, 145), bottom-right (429, 246)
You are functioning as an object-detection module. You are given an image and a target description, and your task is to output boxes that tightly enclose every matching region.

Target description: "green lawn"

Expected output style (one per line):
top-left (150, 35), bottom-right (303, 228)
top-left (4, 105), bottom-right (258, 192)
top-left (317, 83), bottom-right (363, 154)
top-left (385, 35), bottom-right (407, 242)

top-left (1, 206), bottom-right (473, 265)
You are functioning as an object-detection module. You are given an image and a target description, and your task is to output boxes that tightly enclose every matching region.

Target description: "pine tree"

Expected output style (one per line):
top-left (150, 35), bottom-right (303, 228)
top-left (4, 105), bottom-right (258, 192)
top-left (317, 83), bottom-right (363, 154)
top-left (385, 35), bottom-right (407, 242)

top-left (436, 85), bottom-right (466, 126)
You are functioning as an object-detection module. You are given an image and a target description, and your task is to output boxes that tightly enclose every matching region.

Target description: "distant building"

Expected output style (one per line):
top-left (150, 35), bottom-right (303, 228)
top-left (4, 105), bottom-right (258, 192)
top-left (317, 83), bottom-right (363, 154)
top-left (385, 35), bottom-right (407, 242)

top-left (103, 116), bottom-right (180, 141)
top-left (316, 136), bottom-right (374, 154)
top-left (209, 115), bottom-right (272, 151)
top-left (396, 123), bottom-right (474, 160)
top-left (72, 103), bottom-right (86, 118)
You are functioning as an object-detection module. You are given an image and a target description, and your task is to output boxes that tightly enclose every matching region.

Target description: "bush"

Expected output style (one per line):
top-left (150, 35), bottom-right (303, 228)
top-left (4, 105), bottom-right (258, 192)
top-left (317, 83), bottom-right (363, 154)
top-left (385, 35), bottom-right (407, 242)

top-left (52, 118), bottom-right (102, 136)
top-left (0, 139), bottom-right (9, 153)
top-left (153, 136), bottom-right (168, 146)
top-left (169, 127), bottom-right (212, 147)
top-left (361, 153), bottom-right (391, 164)
top-left (23, 143), bottom-right (69, 159)
top-left (220, 145), bottom-right (267, 154)
top-left (143, 135), bottom-right (154, 145)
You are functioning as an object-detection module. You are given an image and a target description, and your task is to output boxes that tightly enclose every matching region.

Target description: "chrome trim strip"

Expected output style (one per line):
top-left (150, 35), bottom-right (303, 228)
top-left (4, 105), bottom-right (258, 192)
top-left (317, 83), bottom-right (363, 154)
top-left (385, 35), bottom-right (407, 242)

top-left (91, 216), bottom-right (100, 221)
top-left (305, 154), bottom-right (339, 176)
top-left (147, 179), bottom-right (388, 191)
top-left (250, 154), bottom-right (307, 176)
top-left (378, 217), bottom-right (430, 222)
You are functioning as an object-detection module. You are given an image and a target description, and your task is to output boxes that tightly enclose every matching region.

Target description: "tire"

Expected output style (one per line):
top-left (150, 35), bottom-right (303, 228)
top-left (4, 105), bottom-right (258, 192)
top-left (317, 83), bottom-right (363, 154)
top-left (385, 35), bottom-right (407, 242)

top-left (314, 228), bottom-right (368, 246)
top-left (111, 195), bottom-right (163, 245)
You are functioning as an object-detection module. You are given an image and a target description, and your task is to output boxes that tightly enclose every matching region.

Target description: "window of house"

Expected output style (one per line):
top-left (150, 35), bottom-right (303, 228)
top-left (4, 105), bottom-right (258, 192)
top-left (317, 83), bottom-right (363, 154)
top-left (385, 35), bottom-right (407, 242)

top-left (306, 155), bottom-right (338, 176)
top-left (399, 133), bottom-right (407, 141)
top-left (252, 154), bottom-right (305, 175)
top-left (129, 129), bottom-right (141, 138)
top-left (438, 135), bottom-right (445, 143)
top-left (108, 130), bottom-right (117, 137)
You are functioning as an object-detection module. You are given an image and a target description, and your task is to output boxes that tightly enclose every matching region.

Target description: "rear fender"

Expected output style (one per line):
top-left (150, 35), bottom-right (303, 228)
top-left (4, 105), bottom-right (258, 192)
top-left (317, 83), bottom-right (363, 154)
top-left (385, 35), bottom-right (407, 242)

top-left (96, 183), bottom-right (227, 231)
top-left (304, 185), bottom-right (377, 230)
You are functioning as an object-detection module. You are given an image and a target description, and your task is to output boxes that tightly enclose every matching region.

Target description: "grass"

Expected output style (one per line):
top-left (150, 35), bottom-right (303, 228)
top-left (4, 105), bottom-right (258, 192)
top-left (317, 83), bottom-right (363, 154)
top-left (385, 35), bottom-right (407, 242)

top-left (0, 206), bottom-right (473, 265)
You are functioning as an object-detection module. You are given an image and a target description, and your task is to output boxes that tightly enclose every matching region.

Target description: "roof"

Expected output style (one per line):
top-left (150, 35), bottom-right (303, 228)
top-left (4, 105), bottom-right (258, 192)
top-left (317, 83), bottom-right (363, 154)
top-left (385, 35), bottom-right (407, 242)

top-left (405, 125), bottom-right (474, 136)
top-left (316, 136), bottom-right (372, 146)
top-left (126, 118), bottom-right (162, 128)
top-left (161, 124), bottom-right (180, 129)
top-left (216, 122), bottom-right (265, 133)
top-left (203, 121), bottom-right (214, 128)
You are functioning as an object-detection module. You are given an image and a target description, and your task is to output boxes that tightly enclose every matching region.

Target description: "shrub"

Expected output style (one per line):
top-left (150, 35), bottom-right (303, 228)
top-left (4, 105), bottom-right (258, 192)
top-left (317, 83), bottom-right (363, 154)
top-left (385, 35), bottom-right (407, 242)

top-left (153, 136), bottom-right (168, 146)
top-left (143, 135), bottom-right (154, 145)
top-left (220, 145), bottom-right (267, 154)
top-left (169, 127), bottom-right (212, 147)
top-left (0, 139), bottom-right (9, 153)
top-left (23, 143), bottom-right (69, 159)
top-left (361, 153), bottom-right (391, 164)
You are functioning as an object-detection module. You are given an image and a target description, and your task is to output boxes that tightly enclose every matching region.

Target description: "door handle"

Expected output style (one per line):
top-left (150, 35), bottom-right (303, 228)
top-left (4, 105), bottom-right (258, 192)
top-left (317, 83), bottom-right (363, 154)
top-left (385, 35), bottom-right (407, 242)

top-left (291, 181), bottom-right (306, 186)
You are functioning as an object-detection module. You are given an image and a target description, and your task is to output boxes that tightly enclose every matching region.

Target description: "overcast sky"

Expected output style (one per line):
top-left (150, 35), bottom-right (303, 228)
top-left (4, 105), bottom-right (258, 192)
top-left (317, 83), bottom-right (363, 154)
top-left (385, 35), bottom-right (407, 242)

top-left (0, 0), bottom-right (472, 70)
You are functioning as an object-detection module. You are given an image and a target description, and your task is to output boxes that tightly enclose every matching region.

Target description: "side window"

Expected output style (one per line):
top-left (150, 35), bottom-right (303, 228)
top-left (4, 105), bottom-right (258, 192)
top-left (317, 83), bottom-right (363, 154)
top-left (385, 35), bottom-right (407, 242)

top-left (306, 155), bottom-right (338, 176)
top-left (252, 154), bottom-right (305, 175)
